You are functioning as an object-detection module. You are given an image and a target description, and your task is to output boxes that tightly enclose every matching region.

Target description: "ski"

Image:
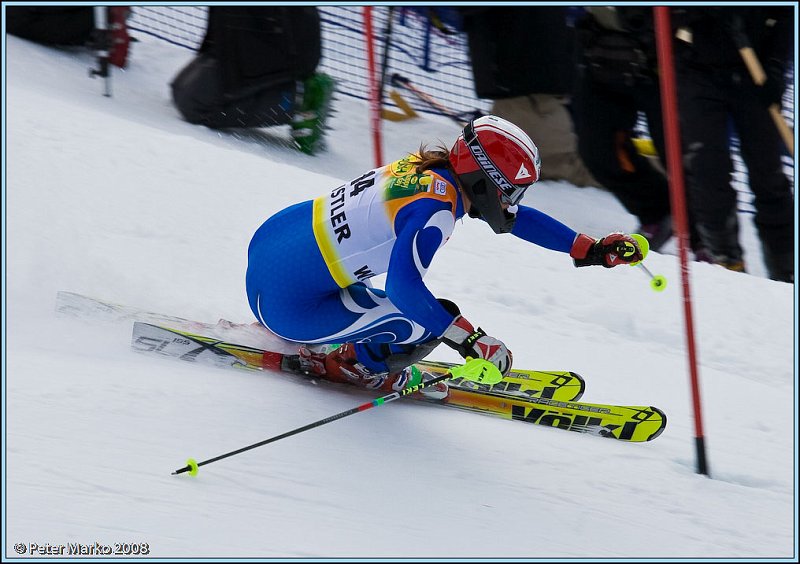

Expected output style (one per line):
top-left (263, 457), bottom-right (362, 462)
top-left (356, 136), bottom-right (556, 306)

top-left (130, 322), bottom-right (585, 402)
top-left (131, 322), bottom-right (666, 442)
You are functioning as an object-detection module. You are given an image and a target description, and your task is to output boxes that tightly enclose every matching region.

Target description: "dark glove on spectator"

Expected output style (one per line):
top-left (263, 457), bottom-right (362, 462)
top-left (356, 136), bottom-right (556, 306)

top-left (756, 60), bottom-right (786, 108)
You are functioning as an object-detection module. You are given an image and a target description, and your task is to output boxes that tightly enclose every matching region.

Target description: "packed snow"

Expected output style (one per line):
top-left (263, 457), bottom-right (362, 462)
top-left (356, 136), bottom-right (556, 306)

top-left (4, 30), bottom-right (797, 561)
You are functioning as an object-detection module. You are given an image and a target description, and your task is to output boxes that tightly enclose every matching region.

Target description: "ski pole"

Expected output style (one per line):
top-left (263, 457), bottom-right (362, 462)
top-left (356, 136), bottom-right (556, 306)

top-left (378, 7), bottom-right (395, 103)
top-left (390, 73), bottom-right (481, 126)
top-left (173, 357), bottom-right (501, 476)
top-left (89, 7), bottom-right (112, 97)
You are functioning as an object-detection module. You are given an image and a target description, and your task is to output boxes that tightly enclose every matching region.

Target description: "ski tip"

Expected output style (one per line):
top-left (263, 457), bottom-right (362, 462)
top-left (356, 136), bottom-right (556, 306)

top-left (646, 407), bottom-right (668, 441)
top-left (568, 371), bottom-right (587, 401)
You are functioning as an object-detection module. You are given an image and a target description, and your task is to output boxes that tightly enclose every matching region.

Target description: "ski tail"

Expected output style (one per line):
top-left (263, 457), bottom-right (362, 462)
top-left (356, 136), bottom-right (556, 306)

top-left (131, 321), bottom-right (283, 371)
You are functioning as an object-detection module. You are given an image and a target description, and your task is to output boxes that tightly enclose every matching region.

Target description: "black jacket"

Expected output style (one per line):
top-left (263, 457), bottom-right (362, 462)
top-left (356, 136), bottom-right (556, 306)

top-left (460, 7), bottom-right (575, 99)
top-left (574, 7), bottom-right (660, 91)
top-left (200, 6), bottom-right (321, 98)
top-left (671, 6), bottom-right (793, 74)
top-left (6, 6), bottom-right (94, 45)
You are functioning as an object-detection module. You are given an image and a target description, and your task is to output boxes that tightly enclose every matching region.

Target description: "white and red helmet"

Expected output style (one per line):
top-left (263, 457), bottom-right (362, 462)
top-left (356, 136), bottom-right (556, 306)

top-left (449, 115), bottom-right (541, 233)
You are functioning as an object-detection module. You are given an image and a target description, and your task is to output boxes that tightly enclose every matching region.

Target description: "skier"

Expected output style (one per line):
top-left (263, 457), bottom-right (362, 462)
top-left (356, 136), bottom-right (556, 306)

top-left (246, 115), bottom-right (643, 399)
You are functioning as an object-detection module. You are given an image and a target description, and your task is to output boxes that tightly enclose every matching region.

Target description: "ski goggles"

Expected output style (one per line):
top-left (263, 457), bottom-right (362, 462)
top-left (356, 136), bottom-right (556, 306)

top-left (462, 121), bottom-right (530, 207)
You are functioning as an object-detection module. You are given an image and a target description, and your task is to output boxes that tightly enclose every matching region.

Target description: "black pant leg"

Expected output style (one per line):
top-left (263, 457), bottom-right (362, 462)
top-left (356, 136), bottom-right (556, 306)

top-left (677, 69), bottom-right (744, 261)
top-left (728, 76), bottom-right (795, 277)
top-left (573, 75), bottom-right (671, 224)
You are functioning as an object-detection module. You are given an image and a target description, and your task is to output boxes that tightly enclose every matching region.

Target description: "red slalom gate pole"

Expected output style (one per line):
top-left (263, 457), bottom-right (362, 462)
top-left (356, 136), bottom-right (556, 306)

top-left (653, 7), bottom-right (709, 476)
top-left (363, 6), bottom-right (383, 167)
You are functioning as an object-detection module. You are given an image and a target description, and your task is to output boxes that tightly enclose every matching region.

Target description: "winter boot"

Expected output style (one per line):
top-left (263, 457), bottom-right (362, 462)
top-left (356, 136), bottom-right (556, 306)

top-left (298, 343), bottom-right (448, 400)
top-left (694, 247), bottom-right (746, 272)
top-left (291, 73), bottom-right (335, 155)
top-left (761, 245), bottom-right (795, 283)
top-left (696, 213), bottom-right (746, 273)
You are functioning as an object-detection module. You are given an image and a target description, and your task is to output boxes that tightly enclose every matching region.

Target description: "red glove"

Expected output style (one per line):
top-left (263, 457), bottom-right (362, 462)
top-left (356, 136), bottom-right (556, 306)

top-left (442, 316), bottom-right (512, 376)
top-left (571, 233), bottom-right (643, 268)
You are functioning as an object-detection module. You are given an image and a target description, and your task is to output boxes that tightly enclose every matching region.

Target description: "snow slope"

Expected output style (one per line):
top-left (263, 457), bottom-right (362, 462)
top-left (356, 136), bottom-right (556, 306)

top-left (4, 32), bottom-right (797, 560)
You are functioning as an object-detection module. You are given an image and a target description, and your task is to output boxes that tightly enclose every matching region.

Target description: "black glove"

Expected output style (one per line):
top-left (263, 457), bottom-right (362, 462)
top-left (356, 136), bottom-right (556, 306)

top-left (755, 60), bottom-right (786, 108)
top-left (571, 233), bottom-right (643, 268)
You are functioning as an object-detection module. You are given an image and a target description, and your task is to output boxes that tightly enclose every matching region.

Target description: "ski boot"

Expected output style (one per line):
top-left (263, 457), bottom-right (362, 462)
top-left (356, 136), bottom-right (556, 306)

top-left (298, 343), bottom-right (448, 400)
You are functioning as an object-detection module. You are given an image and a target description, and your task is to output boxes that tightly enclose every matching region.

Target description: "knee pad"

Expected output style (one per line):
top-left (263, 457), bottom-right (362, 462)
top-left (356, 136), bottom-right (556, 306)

top-left (437, 298), bottom-right (461, 317)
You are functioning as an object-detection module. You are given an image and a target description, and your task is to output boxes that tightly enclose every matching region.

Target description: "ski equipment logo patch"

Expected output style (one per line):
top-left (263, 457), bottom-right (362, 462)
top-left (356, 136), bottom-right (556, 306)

top-left (434, 179), bottom-right (447, 195)
top-left (515, 162), bottom-right (532, 182)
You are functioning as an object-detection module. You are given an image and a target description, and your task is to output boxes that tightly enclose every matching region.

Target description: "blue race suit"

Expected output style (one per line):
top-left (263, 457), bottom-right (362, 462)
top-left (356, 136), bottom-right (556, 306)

top-left (246, 155), bottom-right (578, 372)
